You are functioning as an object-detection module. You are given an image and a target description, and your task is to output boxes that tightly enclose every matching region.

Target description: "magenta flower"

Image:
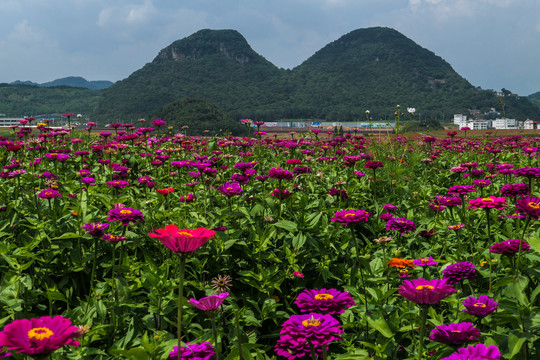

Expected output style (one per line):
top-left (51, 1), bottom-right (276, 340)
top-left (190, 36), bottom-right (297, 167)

top-left (179, 193), bottom-right (196, 203)
top-left (268, 167), bottom-right (294, 180)
top-left (398, 278), bottom-right (456, 305)
top-left (440, 343), bottom-right (501, 360)
top-left (364, 160), bottom-right (384, 170)
top-left (295, 289), bottom-right (356, 314)
top-left (500, 183), bottom-right (529, 198)
top-left (188, 292), bottom-right (229, 313)
top-left (515, 196), bottom-right (540, 219)
top-left (169, 342), bottom-right (216, 359)
top-left (462, 295), bottom-right (498, 317)
top-left (38, 189), bottom-right (62, 199)
top-left (80, 222), bottom-right (109, 238)
top-left (107, 207), bottom-right (144, 226)
top-left (106, 180), bottom-right (129, 188)
top-left (217, 181), bottom-right (243, 197)
top-left (386, 217), bottom-right (416, 234)
top-left (275, 313), bottom-right (344, 359)
top-left (102, 234), bottom-right (127, 242)
top-left (331, 209), bottom-right (370, 225)
top-left (0, 315), bottom-right (81, 356)
top-left (490, 238), bottom-right (530, 255)
top-left (382, 204), bottom-right (397, 212)
top-left (429, 322), bottom-right (481, 346)
top-left (414, 257), bottom-right (438, 267)
top-left (447, 185), bottom-right (476, 196)
top-left (271, 188), bottom-right (292, 199)
top-left (442, 261), bottom-right (477, 284)
top-left (468, 196), bottom-right (507, 210)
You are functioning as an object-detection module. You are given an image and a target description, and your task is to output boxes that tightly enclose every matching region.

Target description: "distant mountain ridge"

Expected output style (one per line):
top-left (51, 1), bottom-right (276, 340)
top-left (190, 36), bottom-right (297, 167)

top-left (93, 27), bottom-right (540, 124)
top-left (10, 76), bottom-right (113, 90)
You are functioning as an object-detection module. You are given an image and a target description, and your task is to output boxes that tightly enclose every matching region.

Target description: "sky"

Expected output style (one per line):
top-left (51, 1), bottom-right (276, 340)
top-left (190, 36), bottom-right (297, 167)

top-left (1, 0), bottom-right (539, 95)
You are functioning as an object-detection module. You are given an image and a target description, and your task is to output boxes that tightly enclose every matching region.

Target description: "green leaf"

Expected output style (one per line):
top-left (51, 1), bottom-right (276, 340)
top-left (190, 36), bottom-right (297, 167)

top-left (272, 220), bottom-right (297, 232)
top-left (366, 316), bottom-right (393, 338)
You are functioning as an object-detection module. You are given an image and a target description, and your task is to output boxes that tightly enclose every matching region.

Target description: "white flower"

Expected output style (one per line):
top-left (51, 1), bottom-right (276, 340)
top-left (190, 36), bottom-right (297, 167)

top-left (76, 114), bottom-right (83, 118)
top-left (365, 110), bottom-right (370, 114)
top-left (407, 107), bottom-right (416, 114)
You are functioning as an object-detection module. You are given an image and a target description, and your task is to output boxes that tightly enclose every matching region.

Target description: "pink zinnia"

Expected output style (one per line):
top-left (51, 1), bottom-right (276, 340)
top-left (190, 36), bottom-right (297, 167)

top-left (398, 278), bottom-right (456, 305)
top-left (490, 239), bottom-right (530, 255)
top-left (169, 342), bottom-right (216, 359)
top-left (107, 207), bottom-right (144, 226)
top-left (429, 322), bottom-right (481, 346)
top-left (150, 225), bottom-right (216, 255)
top-left (515, 196), bottom-right (540, 219)
top-left (0, 316), bottom-right (81, 356)
top-left (295, 288), bottom-right (356, 314)
top-left (468, 196), bottom-right (507, 210)
top-left (331, 209), bottom-right (370, 225)
top-left (441, 343), bottom-right (501, 360)
top-left (188, 293), bottom-right (229, 313)
top-left (413, 257), bottom-right (438, 267)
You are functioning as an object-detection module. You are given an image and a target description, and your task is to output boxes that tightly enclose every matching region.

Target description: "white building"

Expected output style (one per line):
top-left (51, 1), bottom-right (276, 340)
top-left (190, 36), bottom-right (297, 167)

top-left (453, 114), bottom-right (487, 130)
top-left (524, 119), bottom-right (536, 130)
top-left (492, 118), bottom-right (518, 130)
top-left (0, 118), bottom-right (24, 127)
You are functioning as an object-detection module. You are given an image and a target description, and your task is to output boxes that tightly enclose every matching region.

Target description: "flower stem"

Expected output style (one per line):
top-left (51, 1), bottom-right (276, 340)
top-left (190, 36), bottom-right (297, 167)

top-left (235, 309), bottom-right (244, 360)
top-left (210, 315), bottom-right (220, 360)
top-left (177, 256), bottom-right (186, 360)
top-left (417, 305), bottom-right (429, 360)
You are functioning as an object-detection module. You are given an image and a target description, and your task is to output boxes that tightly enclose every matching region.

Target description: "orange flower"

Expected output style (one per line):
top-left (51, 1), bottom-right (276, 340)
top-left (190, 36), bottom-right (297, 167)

top-left (388, 258), bottom-right (415, 269)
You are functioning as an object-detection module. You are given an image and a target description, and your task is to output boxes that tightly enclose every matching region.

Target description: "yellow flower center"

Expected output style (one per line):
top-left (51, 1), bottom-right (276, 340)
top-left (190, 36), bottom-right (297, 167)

top-left (473, 302), bottom-right (487, 307)
top-left (420, 258), bottom-right (429, 263)
top-left (314, 293), bottom-right (334, 300)
top-left (119, 210), bottom-right (132, 214)
top-left (482, 198), bottom-right (493, 202)
top-left (302, 316), bottom-right (321, 327)
top-left (451, 330), bottom-right (462, 333)
top-left (44, 191), bottom-right (52, 196)
top-left (28, 327), bottom-right (54, 341)
top-left (344, 213), bottom-right (355, 217)
top-left (178, 232), bottom-right (193, 237)
top-left (226, 187), bottom-right (233, 190)
top-left (528, 202), bottom-right (540, 209)
top-left (415, 285), bottom-right (434, 291)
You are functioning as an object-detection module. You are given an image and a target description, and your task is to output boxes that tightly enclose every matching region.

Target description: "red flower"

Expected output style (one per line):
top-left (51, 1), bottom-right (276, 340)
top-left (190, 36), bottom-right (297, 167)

top-left (156, 187), bottom-right (174, 195)
top-left (150, 225), bottom-right (216, 255)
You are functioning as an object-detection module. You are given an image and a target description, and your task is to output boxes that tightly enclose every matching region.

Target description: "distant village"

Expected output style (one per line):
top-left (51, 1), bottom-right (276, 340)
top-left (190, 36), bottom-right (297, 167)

top-left (453, 111), bottom-right (536, 130)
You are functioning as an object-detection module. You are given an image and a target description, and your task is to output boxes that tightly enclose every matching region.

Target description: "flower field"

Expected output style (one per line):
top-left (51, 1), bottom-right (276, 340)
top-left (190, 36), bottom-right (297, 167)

top-left (1, 119), bottom-right (540, 359)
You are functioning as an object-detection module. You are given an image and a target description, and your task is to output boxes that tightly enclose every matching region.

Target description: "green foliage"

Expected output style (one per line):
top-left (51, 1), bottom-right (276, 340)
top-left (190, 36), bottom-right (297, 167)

top-left (0, 84), bottom-right (102, 116)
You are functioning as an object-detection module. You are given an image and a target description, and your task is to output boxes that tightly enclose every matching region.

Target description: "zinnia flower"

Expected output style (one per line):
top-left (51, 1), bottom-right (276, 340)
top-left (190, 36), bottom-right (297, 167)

top-left (156, 187), bottom-right (174, 195)
top-left (500, 183), bottom-right (529, 198)
top-left (429, 322), bottom-right (481, 346)
top-left (515, 196), bottom-right (540, 219)
top-left (169, 342), bottom-right (216, 359)
top-left (331, 209), bottom-right (370, 225)
top-left (217, 182), bottom-right (243, 197)
top-left (179, 193), bottom-right (196, 203)
top-left (468, 196), bottom-right (507, 210)
top-left (398, 278), bottom-right (456, 305)
top-left (188, 293), bottom-right (229, 313)
top-left (388, 258), bottom-right (416, 269)
top-left (462, 295), bottom-right (498, 317)
top-left (442, 261), bottom-right (477, 284)
top-left (0, 315), bottom-right (81, 356)
top-left (440, 343), bottom-right (501, 360)
top-left (80, 222), bottom-right (109, 238)
top-left (490, 238), bottom-right (530, 255)
top-left (107, 207), bottom-right (144, 226)
top-left (447, 185), bottom-right (476, 196)
top-left (414, 257), bottom-right (438, 267)
top-left (271, 188), bottom-right (292, 199)
top-left (275, 313), bottom-right (344, 359)
top-left (38, 189), bottom-right (62, 199)
top-left (386, 217), bottom-right (416, 234)
top-left (294, 289), bottom-right (355, 314)
top-left (150, 225), bottom-right (216, 255)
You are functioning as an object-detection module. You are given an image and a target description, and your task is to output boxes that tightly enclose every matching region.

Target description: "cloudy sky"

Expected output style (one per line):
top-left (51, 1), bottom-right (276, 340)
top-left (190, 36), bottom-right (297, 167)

top-left (1, 0), bottom-right (539, 95)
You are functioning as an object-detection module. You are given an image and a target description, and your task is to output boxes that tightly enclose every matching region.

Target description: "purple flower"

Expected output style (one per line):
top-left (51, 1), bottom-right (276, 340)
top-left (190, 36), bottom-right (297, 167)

top-left (500, 182), bottom-right (529, 198)
top-left (331, 209), bottom-right (370, 225)
top-left (515, 196), bottom-right (540, 219)
top-left (386, 217), bottom-right (416, 234)
top-left (179, 193), bottom-right (196, 203)
top-left (398, 278), bottom-right (456, 305)
top-left (188, 293), bottom-right (229, 313)
top-left (442, 261), bottom-right (477, 284)
top-left (38, 189), bottom-right (62, 199)
top-left (107, 207), bottom-right (144, 226)
top-left (440, 344), bottom-right (501, 360)
top-left (80, 223), bottom-right (109, 238)
top-left (106, 180), bottom-right (129, 188)
top-left (268, 167), bottom-right (294, 180)
top-left (414, 257), bottom-right (438, 267)
top-left (151, 119), bottom-right (166, 127)
top-left (429, 322), bottom-right (481, 346)
top-left (80, 177), bottom-right (96, 185)
top-left (462, 295), bottom-right (498, 317)
top-left (169, 342), bottom-right (216, 359)
top-left (364, 160), bottom-right (384, 170)
top-left (271, 188), bottom-right (292, 199)
top-left (447, 185), bottom-right (476, 196)
top-left (294, 289), bottom-right (356, 314)
top-left (382, 204), bottom-right (397, 212)
top-left (275, 313), bottom-right (344, 359)
top-left (217, 181), bottom-right (243, 197)
top-left (490, 239), bottom-right (530, 255)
